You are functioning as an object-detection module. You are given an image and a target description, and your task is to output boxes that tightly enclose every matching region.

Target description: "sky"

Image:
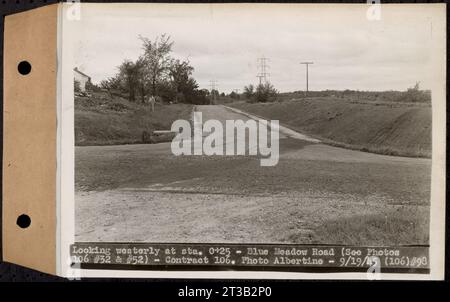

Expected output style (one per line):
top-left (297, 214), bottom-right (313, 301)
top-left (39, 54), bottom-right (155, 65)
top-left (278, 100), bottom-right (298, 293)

top-left (71, 3), bottom-right (442, 93)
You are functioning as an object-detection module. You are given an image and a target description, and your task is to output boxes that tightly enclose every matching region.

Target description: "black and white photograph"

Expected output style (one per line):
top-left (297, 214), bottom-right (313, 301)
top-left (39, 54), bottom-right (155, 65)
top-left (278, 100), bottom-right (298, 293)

top-left (58, 3), bottom-right (446, 279)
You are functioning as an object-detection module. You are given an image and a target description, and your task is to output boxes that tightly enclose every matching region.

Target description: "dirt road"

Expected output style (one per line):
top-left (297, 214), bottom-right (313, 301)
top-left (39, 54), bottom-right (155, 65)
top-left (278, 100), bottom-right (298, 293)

top-left (76, 105), bottom-right (431, 245)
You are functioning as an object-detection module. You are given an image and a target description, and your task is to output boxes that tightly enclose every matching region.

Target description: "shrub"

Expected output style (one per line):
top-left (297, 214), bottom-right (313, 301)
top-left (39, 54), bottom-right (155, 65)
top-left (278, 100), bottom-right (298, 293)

top-left (243, 84), bottom-right (255, 100)
top-left (254, 82), bottom-right (278, 103)
top-left (74, 80), bottom-right (81, 93)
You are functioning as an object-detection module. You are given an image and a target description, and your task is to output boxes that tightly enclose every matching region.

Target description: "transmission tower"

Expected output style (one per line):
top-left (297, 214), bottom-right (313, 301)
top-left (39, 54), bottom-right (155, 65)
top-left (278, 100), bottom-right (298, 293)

top-left (257, 57), bottom-right (270, 85)
top-left (209, 80), bottom-right (218, 104)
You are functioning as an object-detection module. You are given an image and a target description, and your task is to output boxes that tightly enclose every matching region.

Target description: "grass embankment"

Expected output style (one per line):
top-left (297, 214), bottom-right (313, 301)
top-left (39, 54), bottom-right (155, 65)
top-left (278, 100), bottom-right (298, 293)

top-left (75, 92), bottom-right (193, 146)
top-left (309, 211), bottom-right (429, 246)
top-left (229, 97), bottom-right (431, 157)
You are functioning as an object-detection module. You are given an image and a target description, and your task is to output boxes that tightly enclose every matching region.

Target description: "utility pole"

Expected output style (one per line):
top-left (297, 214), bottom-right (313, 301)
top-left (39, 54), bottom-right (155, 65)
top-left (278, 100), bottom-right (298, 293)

top-left (257, 57), bottom-right (270, 85)
top-left (209, 80), bottom-right (218, 105)
top-left (300, 62), bottom-right (313, 97)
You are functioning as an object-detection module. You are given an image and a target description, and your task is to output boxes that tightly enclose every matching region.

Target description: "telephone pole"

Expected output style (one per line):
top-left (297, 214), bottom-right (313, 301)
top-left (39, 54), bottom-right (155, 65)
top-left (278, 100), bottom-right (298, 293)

top-left (300, 62), bottom-right (313, 96)
top-left (209, 80), bottom-right (218, 104)
top-left (257, 57), bottom-right (270, 85)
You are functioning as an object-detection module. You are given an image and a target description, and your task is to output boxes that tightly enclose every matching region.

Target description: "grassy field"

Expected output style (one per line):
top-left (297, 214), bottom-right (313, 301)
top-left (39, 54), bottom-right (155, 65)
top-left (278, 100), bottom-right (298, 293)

top-left (229, 97), bottom-right (431, 157)
top-left (75, 92), bottom-right (193, 146)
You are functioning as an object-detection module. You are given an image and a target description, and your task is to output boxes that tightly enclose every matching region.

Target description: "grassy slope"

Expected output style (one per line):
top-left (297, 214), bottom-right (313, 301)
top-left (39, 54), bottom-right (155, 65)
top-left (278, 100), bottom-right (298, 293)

top-left (230, 98), bottom-right (431, 157)
top-left (75, 92), bottom-right (193, 146)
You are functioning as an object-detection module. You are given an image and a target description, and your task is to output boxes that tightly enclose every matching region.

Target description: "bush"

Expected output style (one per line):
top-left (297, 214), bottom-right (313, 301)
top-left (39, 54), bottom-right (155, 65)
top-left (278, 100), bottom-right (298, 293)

top-left (142, 130), bottom-right (153, 143)
top-left (243, 84), bottom-right (255, 100)
top-left (191, 90), bottom-right (210, 105)
top-left (254, 82), bottom-right (278, 103)
top-left (402, 83), bottom-right (431, 103)
top-left (74, 80), bottom-right (81, 93)
top-left (86, 81), bottom-right (101, 92)
top-left (229, 91), bottom-right (240, 100)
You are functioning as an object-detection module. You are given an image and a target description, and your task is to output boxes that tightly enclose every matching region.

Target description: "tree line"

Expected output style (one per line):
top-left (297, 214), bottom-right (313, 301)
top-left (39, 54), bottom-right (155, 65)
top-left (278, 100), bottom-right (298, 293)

top-left (279, 82), bottom-right (431, 103)
top-left (100, 34), bottom-right (209, 105)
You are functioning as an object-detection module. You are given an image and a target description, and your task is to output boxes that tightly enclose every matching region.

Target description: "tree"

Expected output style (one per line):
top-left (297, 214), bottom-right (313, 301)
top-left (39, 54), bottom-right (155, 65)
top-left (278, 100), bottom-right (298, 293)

top-left (192, 89), bottom-right (210, 105)
top-left (200, 89), bottom-right (210, 97)
top-left (169, 59), bottom-right (196, 103)
top-left (100, 76), bottom-right (122, 99)
top-left (210, 89), bottom-right (220, 98)
top-left (100, 76), bottom-right (121, 91)
top-left (254, 82), bottom-right (278, 103)
top-left (101, 34), bottom-right (207, 105)
top-left (139, 34), bottom-right (174, 97)
top-left (243, 84), bottom-right (255, 99)
top-left (403, 82), bottom-right (430, 103)
top-left (135, 56), bottom-right (150, 103)
top-left (409, 82), bottom-right (420, 92)
top-left (85, 80), bottom-right (100, 92)
top-left (116, 59), bottom-right (141, 102)
top-left (229, 91), bottom-right (240, 99)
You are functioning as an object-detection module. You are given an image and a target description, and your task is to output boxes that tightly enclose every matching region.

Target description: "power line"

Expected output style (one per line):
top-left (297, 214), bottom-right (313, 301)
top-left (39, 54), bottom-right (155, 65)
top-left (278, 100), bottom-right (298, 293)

top-left (257, 57), bottom-right (270, 85)
top-left (300, 62), bottom-right (313, 96)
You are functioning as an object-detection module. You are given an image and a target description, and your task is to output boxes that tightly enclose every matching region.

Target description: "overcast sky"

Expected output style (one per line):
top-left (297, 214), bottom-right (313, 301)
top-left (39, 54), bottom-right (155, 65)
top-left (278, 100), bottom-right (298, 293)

top-left (72, 4), bottom-right (440, 93)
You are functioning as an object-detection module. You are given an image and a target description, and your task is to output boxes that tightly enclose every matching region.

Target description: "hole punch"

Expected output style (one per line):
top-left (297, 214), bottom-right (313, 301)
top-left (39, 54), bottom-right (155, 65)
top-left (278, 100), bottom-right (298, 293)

top-left (16, 214), bottom-right (31, 229)
top-left (17, 61), bottom-right (32, 75)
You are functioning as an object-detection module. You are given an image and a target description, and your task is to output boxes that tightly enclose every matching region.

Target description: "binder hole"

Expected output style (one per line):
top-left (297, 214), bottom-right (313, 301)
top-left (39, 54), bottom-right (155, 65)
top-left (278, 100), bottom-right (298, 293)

top-left (18, 61), bottom-right (32, 75)
top-left (17, 214), bottom-right (31, 228)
